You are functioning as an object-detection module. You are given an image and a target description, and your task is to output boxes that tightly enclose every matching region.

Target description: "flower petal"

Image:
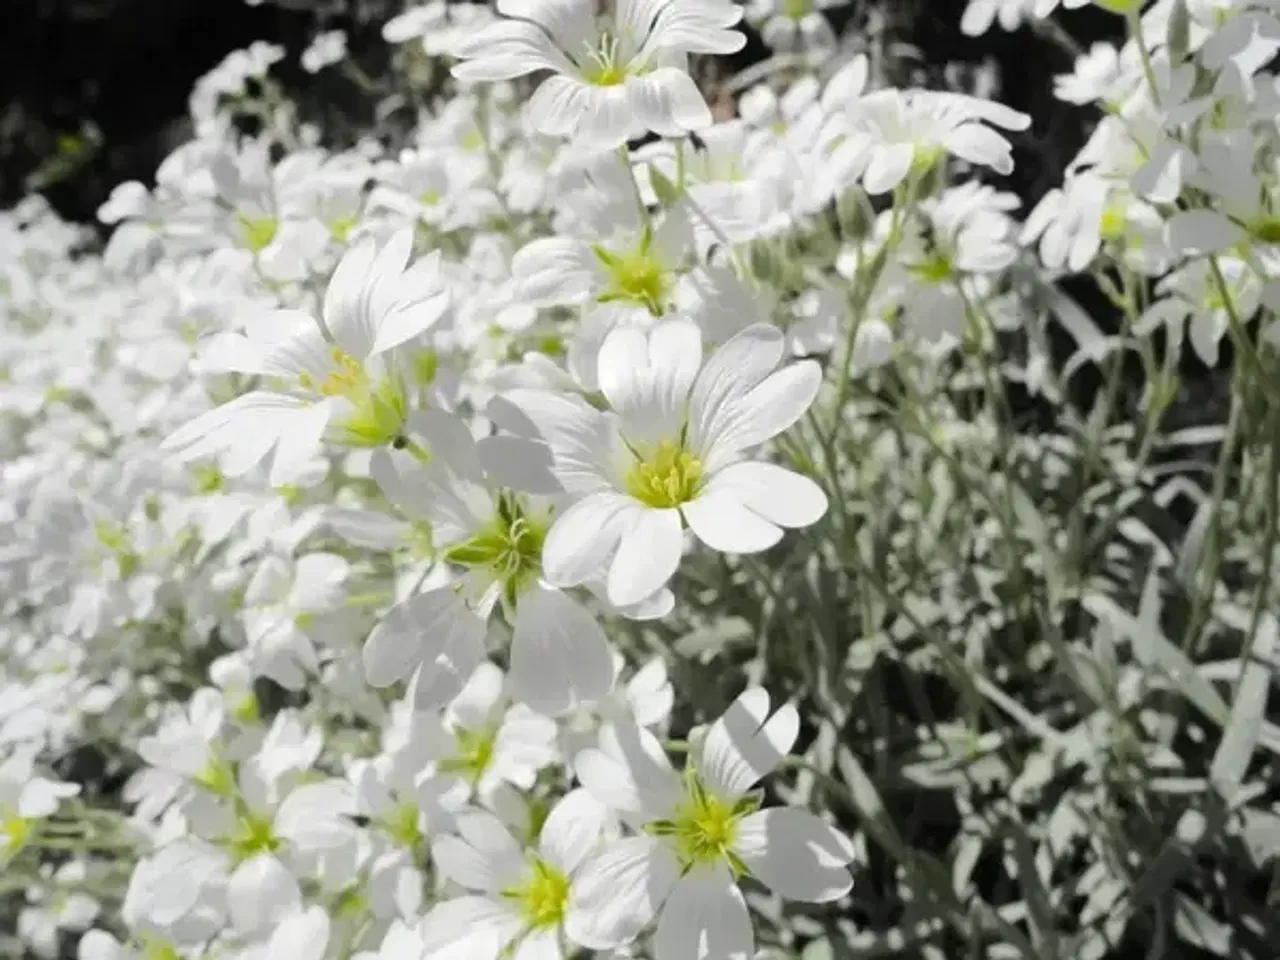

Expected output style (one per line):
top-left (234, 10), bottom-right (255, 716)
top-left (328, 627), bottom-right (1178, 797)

top-left (509, 584), bottom-right (616, 716)
top-left (598, 319), bottom-right (702, 446)
top-left (698, 687), bottom-right (798, 800)
top-left (542, 491), bottom-right (632, 588)
top-left (227, 854), bottom-right (301, 935)
top-left (527, 74), bottom-right (593, 139)
top-left (683, 490), bottom-right (782, 554)
top-left (513, 236), bottom-right (599, 307)
top-left (629, 68), bottom-right (714, 136)
top-left (160, 392), bottom-right (308, 478)
top-left (700, 360), bottom-right (822, 471)
top-left (862, 142), bottom-right (915, 195)
top-left (539, 787), bottom-right (610, 875)
top-left (687, 324), bottom-right (784, 458)
top-left (733, 807), bottom-right (856, 902)
top-left (363, 587), bottom-right (486, 690)
top-left (701, 461), bottom-right (828, 529)
top-left (565, 836), bottom-right (682, 950)
top-left (575, 721), bottom-right (682, 824)
top-left (491, 390), bottom-right (614, 496)
top-left (607, 504), bottom-right (684, 608)
top-left (652, 862), bottom-right (753, 960)
top-left (419, 895), bottom-right (522, 960)
top-left (432, 809), bottom-right (525, 893)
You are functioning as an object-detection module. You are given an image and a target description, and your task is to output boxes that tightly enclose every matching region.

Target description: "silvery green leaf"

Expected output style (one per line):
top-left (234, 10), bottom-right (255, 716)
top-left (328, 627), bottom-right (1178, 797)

top-left (1159, 425), bottom-right (1227, 448)
top-left (647, 163), bottom-right (683, 208)
top-left (1174, 895), bottom-right (1231, 956)
top-left (1174, 496), bottom-right (1215, 591)
top-left (1085, 575), bottom-right (1229, 725)
top-left (1168, 0), bottom-right (1191, 60)
top-left (1240, 807), bottom-right (1280, 866)
top-left (1209, 613), bottom-right (1277, 801)
top-left (835, 745), bottom-right (887, 823)
top-left (674, 617), bottom-right (752, 660)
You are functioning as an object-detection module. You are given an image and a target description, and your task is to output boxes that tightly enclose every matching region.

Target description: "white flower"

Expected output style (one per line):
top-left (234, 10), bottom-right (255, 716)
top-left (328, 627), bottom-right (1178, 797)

top-left (302, 30), bottom-right (348, 73)
top-left (960, 0), bottom-right (1088, 37)
top-left (1139, 256), bottom-right (1262, 367)
top-left (240, 551), bottom-right (351, 691)
top-left (134, 687), bottom-right (229, 802)
top-left (567, 689), bottom-right (856, 957)
top-left (1020, 172), bottom-right (1117, 274)
top-left (161, 229), bottom-right (449, 485)
top-left (747, 0), bottom-right (844, 61)
top-left (561, 653), bottom-right (675, 757)
top-left (121, 840), bottom-right (231, 943)
top-left (488, 320), bottom-right (827, 608)
top-left (420, 789), bottom-right (609, 959)
top-left (416, 663), bottom-right (561, 804)
top-left (819, 89), bottom-right (1031, 197)
top-left (1053, 42), bottom-right (1140, 107)
top-left (242, 906), bottom-right (331, 960)
top-left (0, 748), bottom-right (81, 860)
top-left (361, 409), bottom-right (616, 716)
top-left (884, 182), bottom-right (1022, 344)
top-left (382, 0), bottom-right (449, 44)
top-left (450, 0), bottom-right (745, 148)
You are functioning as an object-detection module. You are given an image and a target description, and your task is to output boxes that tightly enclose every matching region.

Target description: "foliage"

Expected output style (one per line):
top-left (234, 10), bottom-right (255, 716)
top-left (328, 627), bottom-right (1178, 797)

top-left (1, 1), bottom-right (1279, 959)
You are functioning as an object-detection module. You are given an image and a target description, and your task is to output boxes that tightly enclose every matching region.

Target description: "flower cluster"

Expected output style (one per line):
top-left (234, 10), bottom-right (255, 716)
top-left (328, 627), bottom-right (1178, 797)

top-left (3, 0), bottom-right (1280, 957)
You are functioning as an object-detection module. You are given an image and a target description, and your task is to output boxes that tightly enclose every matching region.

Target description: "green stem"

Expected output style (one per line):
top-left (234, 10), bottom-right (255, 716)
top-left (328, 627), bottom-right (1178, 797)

top-left (830, 199), bottom-right (899, 425)
top-left (1239, 412), bottom-right (1280, 687)
top-left (1184, 387), bottom-right (1245, 654)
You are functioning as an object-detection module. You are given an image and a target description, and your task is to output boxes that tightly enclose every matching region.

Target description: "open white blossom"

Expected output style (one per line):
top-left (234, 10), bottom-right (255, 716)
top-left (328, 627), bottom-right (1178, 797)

top-left (488, 320), bottom-right (827, 608)
top-left (451, 0), bottom-right (745, 148)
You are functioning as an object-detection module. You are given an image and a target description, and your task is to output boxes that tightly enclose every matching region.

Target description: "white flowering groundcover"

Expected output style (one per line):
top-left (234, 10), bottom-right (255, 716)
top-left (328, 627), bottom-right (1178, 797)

top-left (3, 0), bottom-right (1280, 957)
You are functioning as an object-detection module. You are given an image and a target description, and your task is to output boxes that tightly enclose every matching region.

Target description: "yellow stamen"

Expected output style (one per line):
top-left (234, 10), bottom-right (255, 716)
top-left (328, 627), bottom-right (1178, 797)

top-left (625, 441), bottom-right (703, 508)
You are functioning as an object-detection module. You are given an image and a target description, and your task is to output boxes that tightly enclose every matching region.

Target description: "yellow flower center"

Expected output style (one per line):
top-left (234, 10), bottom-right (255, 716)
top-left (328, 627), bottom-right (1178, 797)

top-left (329, 217), bottom-right (358, 242)
top-left (237, 214), bottom-right (279, 254)
top-left (191, 464), bottom-right (226, 495)
top-left (299, 347), bottom-right (409, 448)
top-left (1099, 204), bottom-right (1128, 242)
top-left (403, 520), bottom-right (435, 559)
top-left (385, 801), bottom-right (425, 853)
top-left (581, 33), bottom-right (628, 87)
top-left (333, 886), bottom-right (368, 920)
top-left (909, 251), bottom-right (955, 285)
top-left (909, 143), bottom-right (946, 180)
top-left (594, 232), bottom-right (671, 315)
top-left (194, 754), bottom-right (237, 798)
top-left (299, 346), bottom-right (365, 398)
top-left (444, 494), bottom-right (548, 609)
top-left (230, 691), bottom-right (259, 725)
top-left (92, 520), bottom-right (140, 578)
top-left (439, 725), bottom-right (497, 785)
top-left (1, 807), bottom-right (32, 853)
top-left (783, 0), bottom-right (812, 19)
top-left (227, 813), bottom-right (281, 863)
top-left (647, 772), bottom-right (761, 871)
top-left (625, 441), bottom-right (703, 509)
top-left (277, 484), bottom-right (305, 506)
top-left (503, 857), bottom-right (571, 930)
top-left (140, 938), bottom-right (182, 960)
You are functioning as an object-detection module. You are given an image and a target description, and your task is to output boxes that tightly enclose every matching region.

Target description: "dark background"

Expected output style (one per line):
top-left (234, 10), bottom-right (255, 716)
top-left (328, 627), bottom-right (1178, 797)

top-left (0, 0), bottom-right (1124, 228)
